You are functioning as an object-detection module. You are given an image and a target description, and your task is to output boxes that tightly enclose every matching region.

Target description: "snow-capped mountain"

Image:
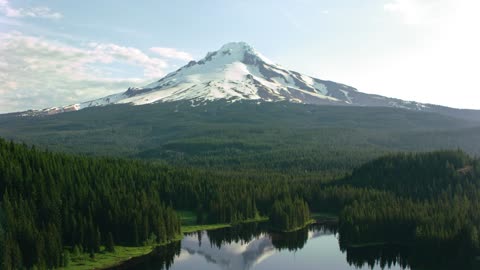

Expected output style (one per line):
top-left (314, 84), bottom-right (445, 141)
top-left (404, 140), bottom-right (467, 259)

top-left (39, 42), bottom-right (431, 115)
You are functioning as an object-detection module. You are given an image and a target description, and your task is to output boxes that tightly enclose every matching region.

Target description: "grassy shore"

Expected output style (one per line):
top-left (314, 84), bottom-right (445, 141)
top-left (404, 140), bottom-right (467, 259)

top-left (268, 211), bottom-right (339, 233)
top-left (182, 216), bottom-right (269, 233)
top-left (61, 211), bottom-right (267, 269)
top-left (310, 212), bottom-right (338, 220)
top-left (182, 223), bottom-right (231, 233)
top-left (61, 234), bottom-right (184, 270)
top-left (270, 219), bottom-right (317, 233)
top-left (60, 212), bottom-right (331, 269)
top-left (61, 212), bottom-right (330, 269)
top-left (61, 245), bottom-right (157, 270)
top-left (180, 210), bottom-right (268, 233)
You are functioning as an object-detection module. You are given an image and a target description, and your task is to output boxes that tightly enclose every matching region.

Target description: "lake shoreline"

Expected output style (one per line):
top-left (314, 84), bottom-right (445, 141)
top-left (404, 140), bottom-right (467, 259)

top-left (91, 214), bottom-right (338, 270)
top-left (95, 217), bottom-right (269, 270)
top-left (269, 219), bottom-right (317, 233)
top-left (95, 214), bottom-right (338, 270)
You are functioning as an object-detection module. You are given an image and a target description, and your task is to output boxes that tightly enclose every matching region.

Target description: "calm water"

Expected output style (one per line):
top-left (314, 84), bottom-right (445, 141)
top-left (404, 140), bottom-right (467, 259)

top-left (170, 228), bottom-right (406, 270)
top-left (113, 223), bottom-right (479, 270)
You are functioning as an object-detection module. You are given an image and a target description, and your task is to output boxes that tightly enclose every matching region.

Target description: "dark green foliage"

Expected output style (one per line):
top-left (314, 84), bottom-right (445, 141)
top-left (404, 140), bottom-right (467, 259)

top-left (269, 197), bottom-right (310, 231)
top-left (63, 251), bottom-right (70, 267)
top-left (338, 151), bottom-right (480, 256)
top-left (2, 135), bottom-right (480, 268)
top-left (2, 101), bottom-right (480, 176)
top-left (0, 139), bottom-right (181, 269)
top-left (341, 150), bottom-right (475, 199)
top-left (0, 138), bottom-right (311, 268)
top-left (106, 232), bottom-right (115, 253)
top-left (0, 138), bottom-right (355, 268)
top-left (108, 241), bottom-right (181, 270)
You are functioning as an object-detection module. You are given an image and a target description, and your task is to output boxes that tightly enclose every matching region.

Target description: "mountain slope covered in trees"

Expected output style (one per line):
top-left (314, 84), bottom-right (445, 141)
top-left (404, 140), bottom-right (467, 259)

top-left (2, 101), bottom-right (480, 178)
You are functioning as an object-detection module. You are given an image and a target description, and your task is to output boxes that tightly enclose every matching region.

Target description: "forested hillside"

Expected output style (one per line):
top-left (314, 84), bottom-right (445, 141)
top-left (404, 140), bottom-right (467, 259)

top-left (0, 140), bottom-right (182, 269)
top-left (2, 101), bottom-right (480, 177)
top-left (339, 151), bottom-right (480, 265)
top-left (1, 138), bottom-right (480, 269)
top-left (340, 150), bottom-right (477, 199)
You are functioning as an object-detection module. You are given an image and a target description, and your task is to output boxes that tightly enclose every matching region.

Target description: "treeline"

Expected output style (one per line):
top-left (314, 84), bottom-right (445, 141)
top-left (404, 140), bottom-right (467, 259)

top-left (340, 150), bottom-right (477, 199)
top-left (0, 139), bottom-right (183, 269)
top-left (269, 197), bottom-right (310, 231)
top-left (340, 195), bottom-right (480, 255)
top-left (338, 150), bottom-right (480, 257)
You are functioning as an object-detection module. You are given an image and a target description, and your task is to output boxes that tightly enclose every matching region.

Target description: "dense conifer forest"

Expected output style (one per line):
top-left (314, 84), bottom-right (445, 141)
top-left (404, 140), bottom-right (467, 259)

top-left (1, 138), bottom-right (480, 269)
top-left (338, 151), bottom-right (480, 257)
top-left (268, 197), bottom-right (311, 231)
top-left (2, 101), bottom-right (480, 177)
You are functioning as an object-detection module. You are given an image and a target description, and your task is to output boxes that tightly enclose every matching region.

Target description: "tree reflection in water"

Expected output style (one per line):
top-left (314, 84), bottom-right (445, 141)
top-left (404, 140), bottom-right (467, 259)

top-left (112, 223), bottom-right (479, 270)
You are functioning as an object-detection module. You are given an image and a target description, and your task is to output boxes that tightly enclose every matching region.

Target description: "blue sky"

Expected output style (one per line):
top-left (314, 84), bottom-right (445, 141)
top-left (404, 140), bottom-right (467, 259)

top-left (1, 0), bottom-right (479, 112)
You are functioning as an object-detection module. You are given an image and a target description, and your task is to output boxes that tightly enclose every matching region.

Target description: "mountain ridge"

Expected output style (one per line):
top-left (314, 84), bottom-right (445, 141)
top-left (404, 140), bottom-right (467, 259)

top-left (25, 41), bottom-right (448, 116)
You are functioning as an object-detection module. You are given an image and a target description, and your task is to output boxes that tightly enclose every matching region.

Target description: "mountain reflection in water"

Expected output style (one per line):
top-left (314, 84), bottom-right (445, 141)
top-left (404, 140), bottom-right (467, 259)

top-left (179, 227), bottom-right (328, 270)
top-left (112, 223), bottom-right (479, 270)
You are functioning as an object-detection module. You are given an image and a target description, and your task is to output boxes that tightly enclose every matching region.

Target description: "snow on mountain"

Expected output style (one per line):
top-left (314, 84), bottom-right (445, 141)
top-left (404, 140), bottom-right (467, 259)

top-left (35, 42), bottom-right (431, 115)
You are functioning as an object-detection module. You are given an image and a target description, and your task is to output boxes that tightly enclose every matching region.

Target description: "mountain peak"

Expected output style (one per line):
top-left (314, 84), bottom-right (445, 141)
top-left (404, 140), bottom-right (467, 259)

top-left (196, 41), bottom-right (271, 67)
top-left (37, 43), bottom-right (432, 115)
top-left (218, 41), bottom-right (254, 52)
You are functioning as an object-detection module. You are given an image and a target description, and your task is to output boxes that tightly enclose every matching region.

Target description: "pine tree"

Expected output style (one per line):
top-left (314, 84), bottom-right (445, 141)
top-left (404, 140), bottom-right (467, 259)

top-left (105, 232), bottom-right (115, 253)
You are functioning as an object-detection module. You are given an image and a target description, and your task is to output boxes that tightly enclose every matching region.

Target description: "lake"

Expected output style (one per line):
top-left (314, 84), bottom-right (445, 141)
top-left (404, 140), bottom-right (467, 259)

top-left (112, 223), bottom-right (479, 270)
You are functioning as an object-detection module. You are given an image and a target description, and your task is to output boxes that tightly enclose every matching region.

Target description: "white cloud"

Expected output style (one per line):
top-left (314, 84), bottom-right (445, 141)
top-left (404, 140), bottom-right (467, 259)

top-left (0, 32), bottom-right (180, 113)
top-left (0, 0), bottom-right (62, 19)
top-left (384, 0), bottom-right (456, 25)
top-left (333, 0), bottom-right (480, 109)
top-left (90, 43), bottom-right (168, 78)
top-left (150, 47), bottom-right (193, 61)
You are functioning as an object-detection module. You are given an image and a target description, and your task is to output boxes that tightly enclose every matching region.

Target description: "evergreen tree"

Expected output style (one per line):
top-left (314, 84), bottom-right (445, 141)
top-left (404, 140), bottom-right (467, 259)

top-left (105, 232), bottom-right (115, 253)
